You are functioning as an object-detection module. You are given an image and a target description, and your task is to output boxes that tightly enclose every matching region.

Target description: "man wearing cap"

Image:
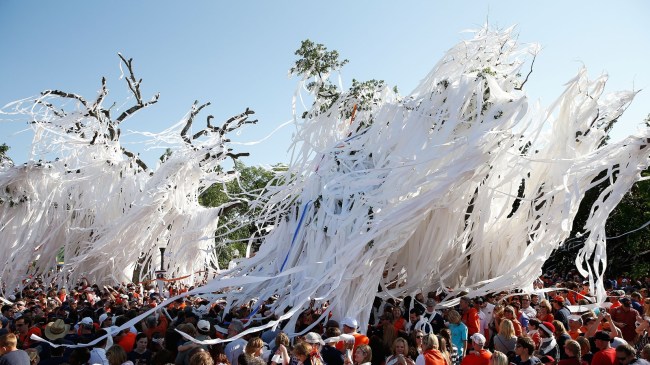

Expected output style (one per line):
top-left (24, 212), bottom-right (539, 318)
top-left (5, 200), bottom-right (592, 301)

top-left (304, 333), bottom-right (326, 365)
top-left (552, 296), bottom-right (570, 331)
top-left (423, 299), bottom-right (445, 335)
top-left (341, 317), bottom-right (369, 352)
top-left (225, 319), bottom-right (247, 365)
top-left (591, 331), bottom-right (617, 365)
top-left (460, 333), bottom-right (491, 365)
top-left (196, 320), bottom-right (212, 341)
top-left (538, 322), bottom-right (559, 360)
top-left (566, 316), bottom-right (582, 340)
top-left (610, 296), bottom-right (639, 344)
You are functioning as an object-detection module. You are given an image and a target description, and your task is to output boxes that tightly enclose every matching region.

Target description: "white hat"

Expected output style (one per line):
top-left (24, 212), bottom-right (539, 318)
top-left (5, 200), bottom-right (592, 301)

top-left (470, 333), bottom-right (486, 345)
top-left (99, 313), bottom-right (111, 324)
top-left (80, 317), bottom-right (94, 326)
top-left (304, 332), bottom-right (325, 345)
top-left (197, 319), bottom-right (211, 332)
top-left (339, 334), bottom-right (355, 344)
top-left (341, 317), bottom-right (358, 329)
top-left (7, 295), bottom-right (16, 301)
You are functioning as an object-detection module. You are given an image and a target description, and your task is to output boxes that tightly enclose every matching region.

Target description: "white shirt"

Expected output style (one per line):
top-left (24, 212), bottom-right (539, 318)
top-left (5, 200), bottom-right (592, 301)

top-left (89, 347), bottom-right (109, 365)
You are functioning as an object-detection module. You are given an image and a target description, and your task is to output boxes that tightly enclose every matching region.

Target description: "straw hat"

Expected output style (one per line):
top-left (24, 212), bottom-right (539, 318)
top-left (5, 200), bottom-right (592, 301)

top-left (44, 319), bottom-right (69, 340)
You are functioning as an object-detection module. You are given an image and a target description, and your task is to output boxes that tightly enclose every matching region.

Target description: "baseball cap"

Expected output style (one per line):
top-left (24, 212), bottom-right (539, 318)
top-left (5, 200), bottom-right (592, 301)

top-left (197, 319), bottom-right (211, 332)
top-left (426, 298), bottom-right (436, 307)
top-left (470, 333), bottom-right (486, 345)
top-left (341, 317), bottom-right (358, 329)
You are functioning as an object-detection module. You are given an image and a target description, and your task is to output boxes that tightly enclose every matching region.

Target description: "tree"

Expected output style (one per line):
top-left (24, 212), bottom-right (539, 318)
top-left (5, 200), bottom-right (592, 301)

top-left (0, 143), bottom-right (10, 166)
top-left (199, 161), bottom-right (281, 268)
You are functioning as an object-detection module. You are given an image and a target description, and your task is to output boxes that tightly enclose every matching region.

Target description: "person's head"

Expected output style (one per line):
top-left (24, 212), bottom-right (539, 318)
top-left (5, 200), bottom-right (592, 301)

top-left (227, 319), bottom-right (244, 338)
top-left (293, 342), bottom-right (312, 363)
top-left (0, 333), bottom-right (18, 355)
top-left (304, 332), bottom-right (325, 350)
top-left (354, 344), bottom-right (372, 364)
top-left (409, 308), bottom-right (420, 324)
top-left (459, 297), bottom-right (471, 310)
top-left (341, 317), bottom-right (358, 334)
top-left (552, 320), bottom-right (567, 336)
top-left (135, 332), bottom-right (148, 352)
top-left (69, 347), bottom-right (91, 365)
top-left (392, 337), bottom-right (409, 356)
top-left (490, 351), bottom-right (508, 365)
top-left (515, 336), bottom-right (535, 357)
top-left (470, 333), bottom-right (486, 351)
top-left (421, 333), bottom-right (439, 351)
top-left (106, 344), bottom-right (128, 365)
top-left (245, 337), bottom-right (264, 357)
top-left (189, 350), bottom-right (214, 365)
top-left (520, 295), bottom-right (531, 308)
top-left (446, 310), bottom-right (461, 324)
top-left (177, 323), bottom-right (199, 338)
top-left (499, 319), bottom-right (515, 339)
top-left (615, 344), bottom-right (637, 365)
top-left (552, 296), bottom-right (565, 309)
top-left (593, 331), bottom-right (612, 351)
top-left (413, 330), bottom-right (425, 346)
top-left (528, 318), bottom-right (540, 331)
top-left (276, 331), bottom-right (290, 348)
top-left (503, 306), bottom-right (516, 321)
top-left (392, 306), bottom-right (402, 319)
top-left (576, 336), bottom-right (591, 356)
top-left (439, 328), bottom-right (452, 349)
top-left (567, 316), bottom-right (582, 331)
top-left (13, 316), bottom-right (29, 334)
top-left (538, 300), bottom-right (552, 316)
top-left (538, 322), bottom-right (555, 339)
top-left (563, 340), bottom-right (581, 359)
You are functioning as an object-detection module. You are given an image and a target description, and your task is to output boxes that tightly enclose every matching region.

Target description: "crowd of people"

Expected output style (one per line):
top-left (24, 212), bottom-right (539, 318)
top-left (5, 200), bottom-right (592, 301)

top-left (0, 272), bottom-right (649, 365)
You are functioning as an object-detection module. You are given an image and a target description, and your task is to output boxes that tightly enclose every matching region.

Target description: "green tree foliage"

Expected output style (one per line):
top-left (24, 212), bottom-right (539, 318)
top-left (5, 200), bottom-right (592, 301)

top-left (0, 143), bottom-right (10, 164)
top-left (290, 39), bottom-right (389, 128)
top-left (198, 161), bottom-right (280, 268)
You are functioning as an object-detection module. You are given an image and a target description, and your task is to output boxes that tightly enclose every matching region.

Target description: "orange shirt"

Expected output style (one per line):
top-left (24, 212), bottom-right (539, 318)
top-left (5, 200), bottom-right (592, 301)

top-left (118, 331), bottom-right (136, 353)
top-left (423, 349), bottom-right (448, 365)
top-left (461, 349), bottom-right (492, 365)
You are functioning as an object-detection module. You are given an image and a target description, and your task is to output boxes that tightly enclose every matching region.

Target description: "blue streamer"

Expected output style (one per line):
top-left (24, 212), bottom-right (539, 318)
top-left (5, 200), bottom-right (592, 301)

top-left (280, 200), bottom-right (312, 272)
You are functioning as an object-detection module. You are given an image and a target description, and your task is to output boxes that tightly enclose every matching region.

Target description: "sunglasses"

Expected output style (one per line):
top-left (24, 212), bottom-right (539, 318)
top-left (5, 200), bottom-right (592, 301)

top-left (416, 335), bottom-right (424, 339)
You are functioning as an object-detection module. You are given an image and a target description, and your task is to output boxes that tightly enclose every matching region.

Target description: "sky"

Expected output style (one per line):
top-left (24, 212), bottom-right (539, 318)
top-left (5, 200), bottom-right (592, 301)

top-left (1, 1), bottom-right (649, 168)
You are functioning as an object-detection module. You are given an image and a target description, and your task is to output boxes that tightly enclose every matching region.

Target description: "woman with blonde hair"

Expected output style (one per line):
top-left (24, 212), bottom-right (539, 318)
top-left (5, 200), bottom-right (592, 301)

top-left (294, 342), bottom-right (314, 365)
top-left (239, 337), bottom-right (266, 365)
top-left (415, 334), bottom-right (445, 365)
top-left (489, 351), bottom-right (508, 365)
top-left (537, 300), bottom-right (554, 323)
top-left (447, 310), bottom-right (467, 359)
top-left (493, 319), bottom-right (517, 354)
top-left (386, 338), bottom-right (415, 365)
top-left (353, 344), bottom-right (372, 365)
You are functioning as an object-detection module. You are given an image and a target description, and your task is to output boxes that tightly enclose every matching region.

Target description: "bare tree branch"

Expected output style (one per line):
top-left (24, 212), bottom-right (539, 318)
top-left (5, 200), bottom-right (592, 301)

top-left (35, 99), bottom-right (66, 118)
top-left (515, 53), bottom-right (536, 91)
top-left (121, 147), bottom-right (148, 171)
top-left (181, 101), bottom-right (211, 144)
top-left (42, 90), bottom-right (89, 108)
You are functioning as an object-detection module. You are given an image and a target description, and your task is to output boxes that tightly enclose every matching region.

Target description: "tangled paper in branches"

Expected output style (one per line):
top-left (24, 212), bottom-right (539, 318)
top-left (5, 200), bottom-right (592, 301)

top-left (0, 54), bottom-right (256, 291)
top-left (2, 27), bottom-right (649, 338)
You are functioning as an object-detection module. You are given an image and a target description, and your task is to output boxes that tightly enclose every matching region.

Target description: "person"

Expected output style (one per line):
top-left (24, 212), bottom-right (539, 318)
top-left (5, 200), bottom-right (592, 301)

top-left (342, 317), bottom-right (370, 352)
top-left (128, 333), bottom-right (152, 365)
top-left (106, 344), bottom-right (134, 365)
top-left (89, 329), bottom-right (111, 365)
top-left (385, 338), bottom-right (415, 365)
top-left (640, 344), bottom-right (650, 362)
top-left (493, 320), bottom-right (516, 355)
top-left (237, 337), bottom-right (265, 365)
top-left (536, 322), bottom-right (558, 361)
top-left (502, 306), bottom-right (523, 337)
top-left (566, 317), bottom-right (583, 340)
top-left (489, 352), bottom-right (507, 365)
top-left (114, 316), bottom-right (137, 354)
top-left (415, 334), bottom-right (445, 365)
top-left (552, 297), bottom-right (570, 332)
top-left (176, 324), bottom-right (207, 365)
top-left (460, 298), bottom-right (480, 338)
top-left (439, 329), bottom-right (459, 365)
top-left (615, 344), bottom-right (649, 365)
top-left (512, 336), bottom-right (541, 365)
top-left (447, 311), bottom-right (468, 359)
top-left (321, 328), bottom-right (344, 365)
top-left (552, 321), bottom-right (571, 360)
top-left (422, 299), bottom-right (445, 335)
top-left (304, 332), bottom-right (326, 365)
top-left (460, 334), bottom-right (491, 365)
top-left (610, 297), bottom-right (640, 344)
top-left (537, 302), bottom-right (554, 324)
top-left (590, 331), bottom-right (616, 365)
top-left (409, 330), bottom-right (425, 361)
top-left (527, 319), bottom-right (542, 349)
top-left (225, 319), bottom-right (248, 365)
top-left (0, 333), bottom-right (30, 365)
top-left (575, 337), bottom-right (592, 365)
top-left (353, 344), bottom-right (372, 365)
top-left (13, 316), bottom-right (41, 350)
top-left (556, 340), bottom-right (583, 365)
top-left (520, 296), bottom-right (537, 322)
top-left (189, 351), bottom-right (214, 365)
